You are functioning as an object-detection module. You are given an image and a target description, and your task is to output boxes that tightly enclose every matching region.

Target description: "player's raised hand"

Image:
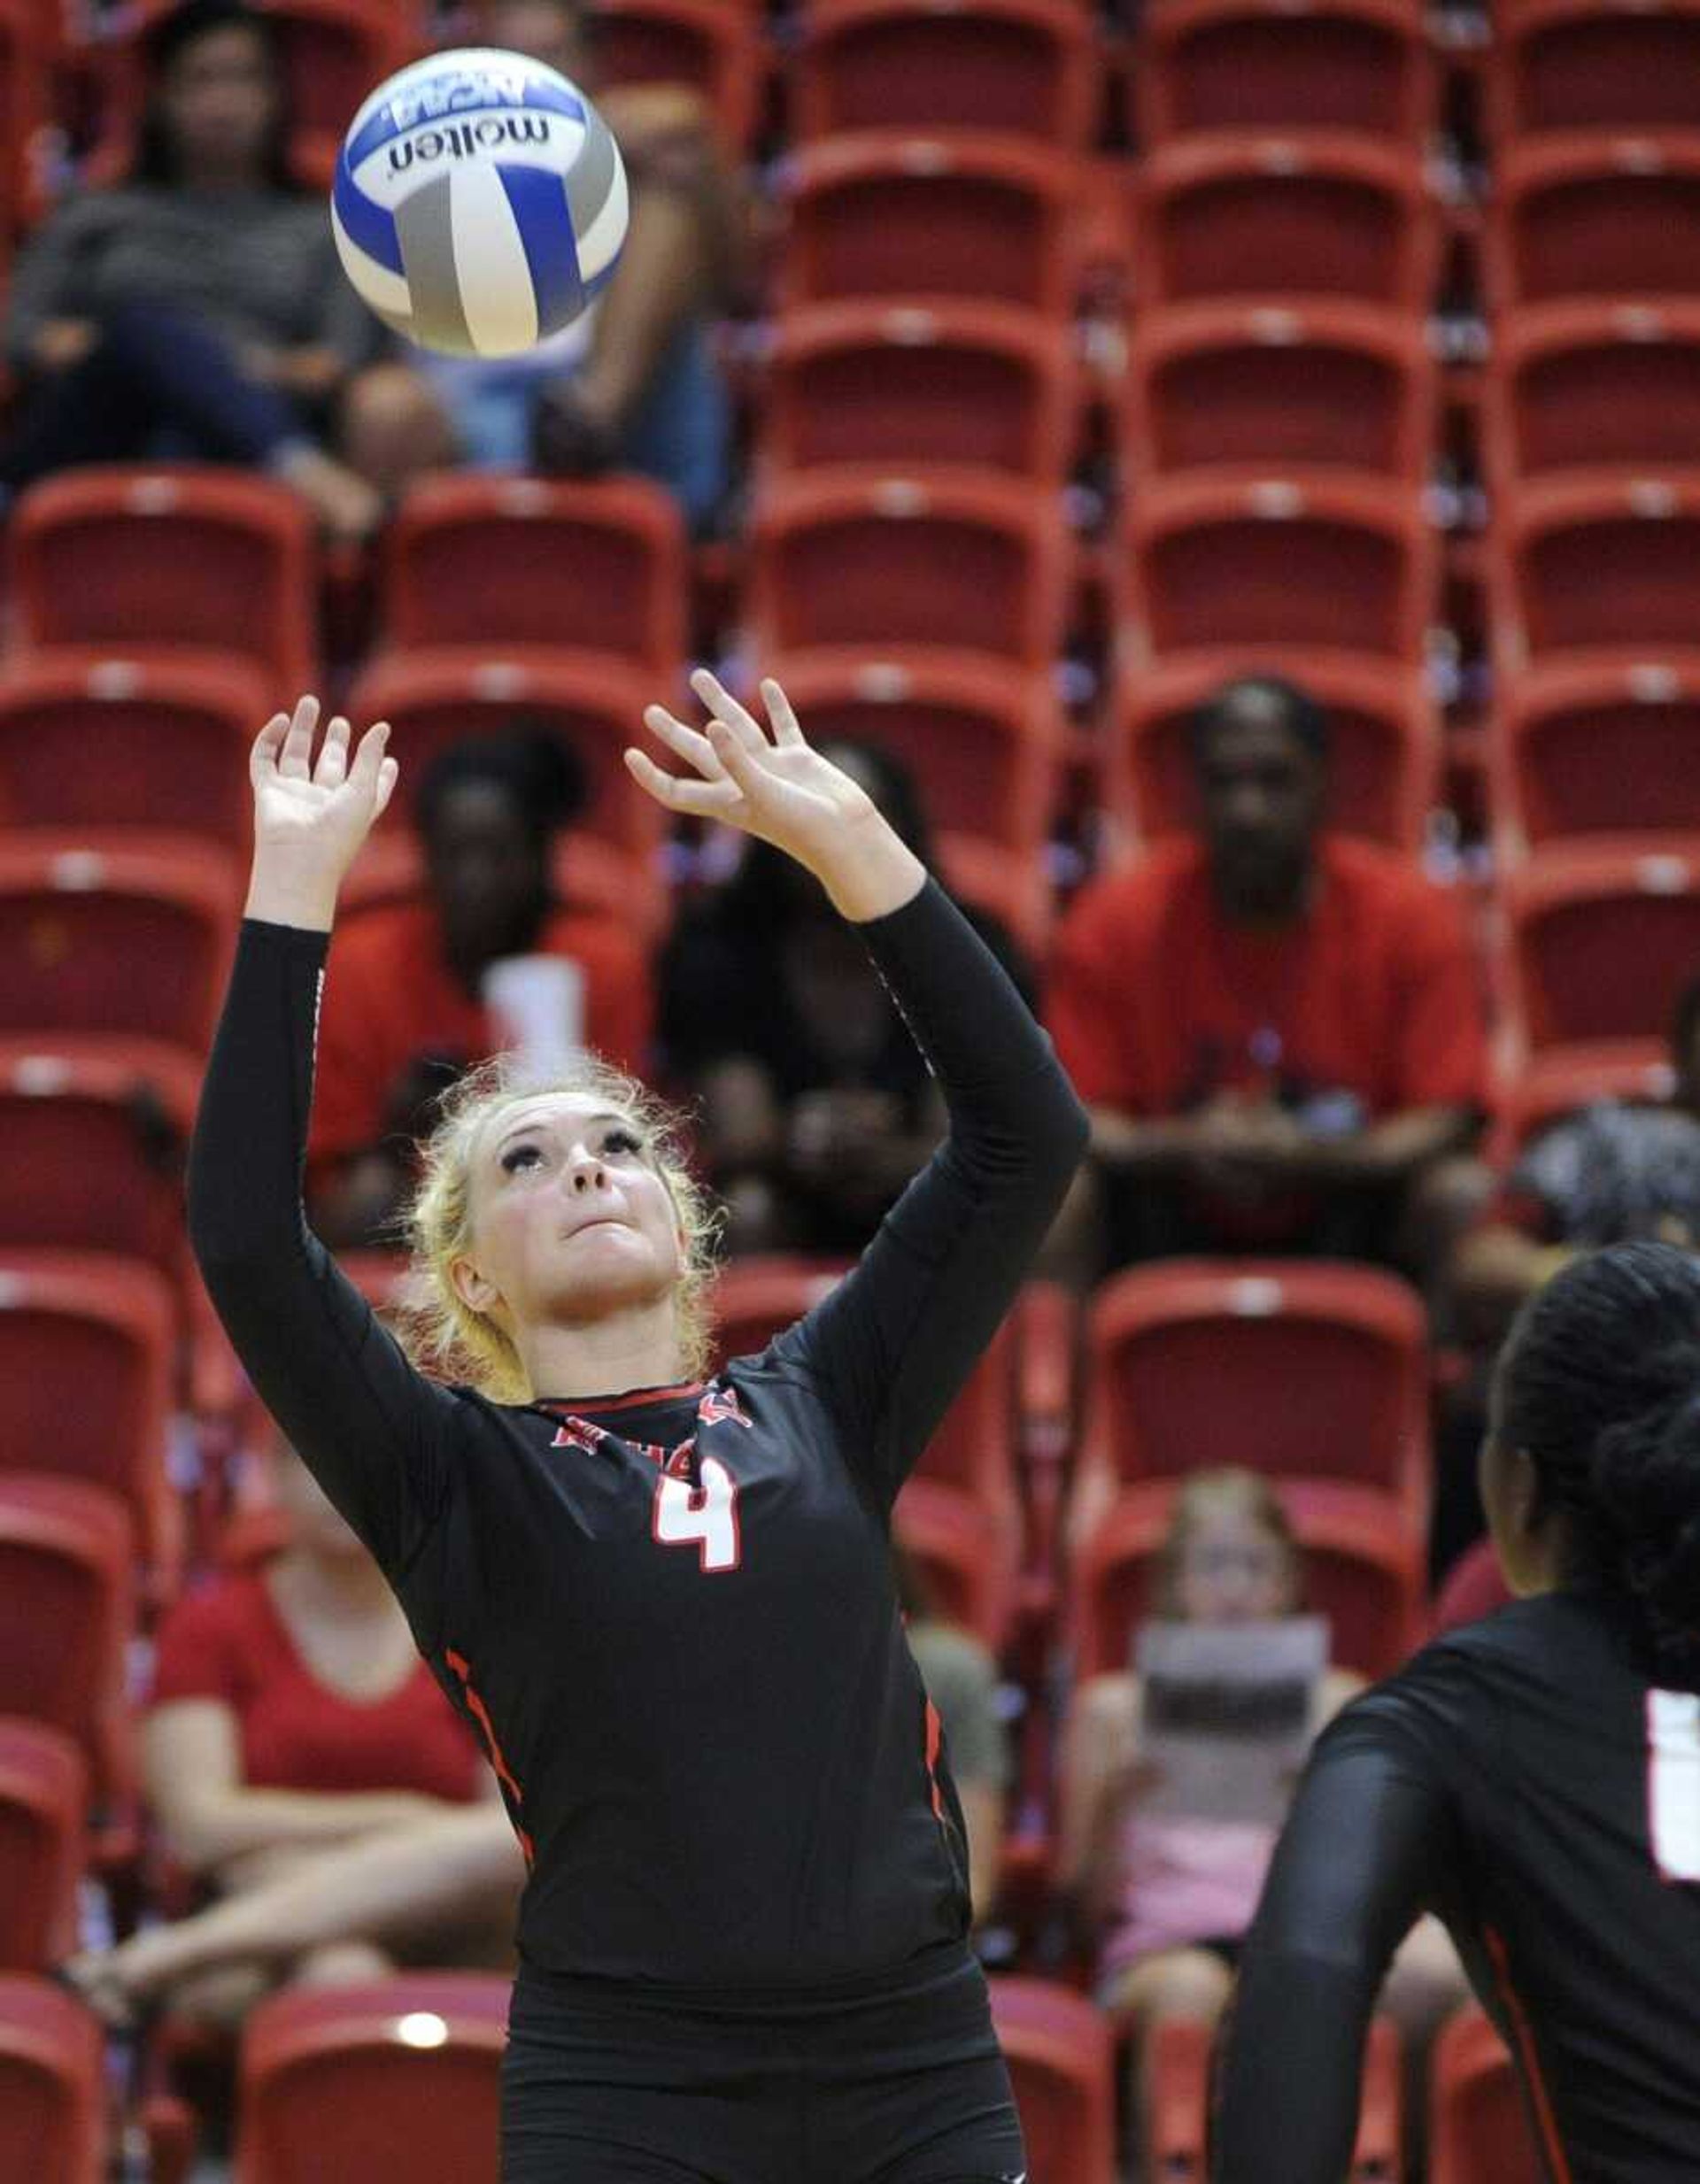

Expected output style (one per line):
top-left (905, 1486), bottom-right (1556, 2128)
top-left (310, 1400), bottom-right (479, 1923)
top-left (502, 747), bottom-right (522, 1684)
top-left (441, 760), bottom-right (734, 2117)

top-left (245, 695), bottom-right (398, 932)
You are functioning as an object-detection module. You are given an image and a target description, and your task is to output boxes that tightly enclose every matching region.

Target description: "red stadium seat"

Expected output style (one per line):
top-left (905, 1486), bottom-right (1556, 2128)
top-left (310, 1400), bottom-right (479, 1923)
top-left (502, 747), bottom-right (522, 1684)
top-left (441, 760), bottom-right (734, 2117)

top-left (1488, 134), bottom-right (1700, 309)
top-left (748, 471), bottom-right (1071, 671)
top-left (1106, 651), bottom-right (1440, 855)
top-left (0, 1251), bottom-right (180, 1599)
top-left (0, 1721), bottom-right (85, 1975)
top-left (344, 648), bottom-right (668, 935)
top-left (1486, 301), bottom-right (1700, 486)
top-left (986, 1977), bottom-right (1118, 2184)
top-left (1120, 471), bottom-right (1437, 665)
top-left (893, 1480), bottom-right (1016, 1649)
top-left (1132, 134), bottom-right (1440, 309)
top-left (382, 475), bottom-right (686, 675)
top-left (235, 1972), bottom-right (509, 2184)
top-left (10, 468), bottom-right (317, 692)
top-left (0, 652), bottom-right (269, 854)
top-left (1429, 2007), bottom-right (1543, 2184)
top-left (1071, 1478), bottom-right (1426, 1680)
top-left (761, 301), bottom-right (1079, 484)
top-left (589, 0), bottom-right (764, 155)
top-left (0, 835), bottom-right (239, 1064)
top-left (791, 0), bottom-right (1101, 151)
top-left (1135, 0), bottom-right (1437, 146)
top-left (1499, 841), bottom-right (1700, 1058)
top-left (1487, 0), bottom-right (1700, 141)
top-left (779, 132), bottom-right (1084, 318)
top-left (1125, 299), bottom-right (1436, 484)
top-left (1080, 1260), bottom-right (1433, 1524)
top-left (1492, 475), bottom-right (1700, 674)
top-left (0, 1038), bottom-right (198, 1281)
top-left (0, 1), bottom-right (50, 236)
top-left (1493, 652), bottom-right (1700, 856)
top-left (0, 1974), bottom-right (104, 2184)
top-left (0, 1477), bottom-right (136, 1857)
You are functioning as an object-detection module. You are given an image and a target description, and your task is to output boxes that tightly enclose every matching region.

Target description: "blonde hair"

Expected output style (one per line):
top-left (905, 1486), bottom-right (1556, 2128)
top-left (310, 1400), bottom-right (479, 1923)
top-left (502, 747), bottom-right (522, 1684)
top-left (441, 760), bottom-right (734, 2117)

top-left (1153, 1468), bottom-right (1304, 1619)
top-left (401, 1053), bottom-right (722, 1403)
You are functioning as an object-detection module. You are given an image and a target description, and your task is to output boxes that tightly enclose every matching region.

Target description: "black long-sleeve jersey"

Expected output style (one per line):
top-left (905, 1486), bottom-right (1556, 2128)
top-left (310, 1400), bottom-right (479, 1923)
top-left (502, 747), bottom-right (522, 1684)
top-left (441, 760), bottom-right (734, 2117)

top-left (1213, 1588), bottom-right (1700, 2183)
top-left (188, 876), bottom-right (1088, 1992)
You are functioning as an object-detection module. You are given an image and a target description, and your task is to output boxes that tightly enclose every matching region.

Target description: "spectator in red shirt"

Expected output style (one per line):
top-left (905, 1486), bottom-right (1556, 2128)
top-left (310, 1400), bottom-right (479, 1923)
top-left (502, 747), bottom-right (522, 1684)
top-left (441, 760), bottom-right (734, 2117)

top-left (1044, 675), bottom-right (1487, 1281)
top-left (308, 729), bottom-right (654, 1246)
top-left (137, 1432), bottom-right (510, 2027)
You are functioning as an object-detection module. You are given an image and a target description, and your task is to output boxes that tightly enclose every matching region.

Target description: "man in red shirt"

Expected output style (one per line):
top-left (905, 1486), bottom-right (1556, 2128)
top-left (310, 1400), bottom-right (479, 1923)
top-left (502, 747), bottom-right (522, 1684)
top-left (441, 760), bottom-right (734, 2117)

top-left (307, 729), bottom-right (653, 1246)
top-left (1045, 675), bottom-right (1486, 1277)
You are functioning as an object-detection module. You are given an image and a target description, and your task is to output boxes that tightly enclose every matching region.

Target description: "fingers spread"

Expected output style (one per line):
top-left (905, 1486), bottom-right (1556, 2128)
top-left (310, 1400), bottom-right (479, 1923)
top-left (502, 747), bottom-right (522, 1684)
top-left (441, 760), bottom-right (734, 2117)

top-left (624, 745), bottom-right (740, 815)
top-left (689, 667), bottom-right (765, 753)
top-left (314, 714), bottom-right (353, 786)
top-left (761, 678), bottom-right (804, 749)
top-left (250, 711), bottom-right (291, 784)
top-left (642, 702), bottom-right (725, 781)
top-left (278, 693), bottom-right (321, 780)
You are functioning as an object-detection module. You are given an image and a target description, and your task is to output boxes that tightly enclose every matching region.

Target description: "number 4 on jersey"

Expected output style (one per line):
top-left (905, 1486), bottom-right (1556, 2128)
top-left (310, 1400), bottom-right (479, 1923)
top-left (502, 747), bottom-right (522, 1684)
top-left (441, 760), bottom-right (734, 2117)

top-left (653, 1455), bottom-right (741, 1573)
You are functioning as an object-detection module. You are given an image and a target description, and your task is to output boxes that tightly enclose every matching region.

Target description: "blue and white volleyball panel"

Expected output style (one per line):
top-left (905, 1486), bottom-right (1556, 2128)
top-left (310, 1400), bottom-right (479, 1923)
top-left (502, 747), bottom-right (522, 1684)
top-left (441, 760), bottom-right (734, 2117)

top-left (332, 49), bottom-right (629, 359)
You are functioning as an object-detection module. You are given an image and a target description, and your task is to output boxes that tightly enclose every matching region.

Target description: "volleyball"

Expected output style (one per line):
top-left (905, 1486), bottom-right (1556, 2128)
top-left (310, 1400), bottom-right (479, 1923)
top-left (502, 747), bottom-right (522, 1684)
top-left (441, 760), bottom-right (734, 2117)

top-left (331, 48), bottom-right (629, 359)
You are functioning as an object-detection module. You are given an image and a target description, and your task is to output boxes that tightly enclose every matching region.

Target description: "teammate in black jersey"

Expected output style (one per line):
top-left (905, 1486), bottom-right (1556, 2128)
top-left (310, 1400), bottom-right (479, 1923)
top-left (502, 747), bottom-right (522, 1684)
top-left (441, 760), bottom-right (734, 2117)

top-left (1213, 1239), bottom-right (1700, 2183)
top-left (187, 672), bottom-right (1087, 2184)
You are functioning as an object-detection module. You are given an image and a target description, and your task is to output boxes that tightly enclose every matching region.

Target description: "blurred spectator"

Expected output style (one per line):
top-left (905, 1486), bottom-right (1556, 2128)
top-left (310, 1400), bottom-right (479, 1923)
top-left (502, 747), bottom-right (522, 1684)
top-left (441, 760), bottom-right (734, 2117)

top-left (2, 1), bottom-right (450, 536)
top-left (307, 729), bottom-right (653, 1248)
top-left (659, 739), bottom-right (1038, 1255)
top-left (1043, 675), bottom-right (1487, 1282)
top-left (136, 1433), bottom-right (510, 2027)
top-left (894, 1545), bottom-right (1010, 1929)
top-left (1055, 1470), bottom-right (1462, 2165)
top-left (413, 0), bottom-right (747, 531)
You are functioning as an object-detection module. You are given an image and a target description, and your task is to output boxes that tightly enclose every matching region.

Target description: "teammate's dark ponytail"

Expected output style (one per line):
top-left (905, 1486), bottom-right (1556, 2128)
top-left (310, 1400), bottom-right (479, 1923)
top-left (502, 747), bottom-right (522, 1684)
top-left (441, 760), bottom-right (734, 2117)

top-left (1498, 1239), bottom-right (1700, 1685)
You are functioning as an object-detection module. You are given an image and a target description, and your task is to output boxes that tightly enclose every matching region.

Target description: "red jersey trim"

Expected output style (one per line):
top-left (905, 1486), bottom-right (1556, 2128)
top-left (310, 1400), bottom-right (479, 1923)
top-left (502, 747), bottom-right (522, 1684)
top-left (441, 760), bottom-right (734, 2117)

top-left (444, 1648), bottom-right (535, 1868)
top-left (923, 1697), bottom-right (947, 1822)
top-left (536, 1380), bottom-right (706, 1416)
top-left (1483, 1924), bottom-right (1573, 2184)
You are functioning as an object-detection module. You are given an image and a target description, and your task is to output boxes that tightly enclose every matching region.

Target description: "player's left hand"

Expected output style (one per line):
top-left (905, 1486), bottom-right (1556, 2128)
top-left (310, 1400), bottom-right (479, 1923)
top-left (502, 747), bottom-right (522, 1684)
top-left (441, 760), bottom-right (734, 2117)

top-left (628, 670), bottom-right (884, 877)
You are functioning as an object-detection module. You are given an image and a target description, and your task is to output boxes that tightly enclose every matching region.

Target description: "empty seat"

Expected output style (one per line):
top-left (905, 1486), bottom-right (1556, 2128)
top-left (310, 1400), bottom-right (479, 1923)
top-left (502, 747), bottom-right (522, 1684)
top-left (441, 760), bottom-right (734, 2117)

top-left (985, 1978), bottom-right (1118, 2184)
top-left (1081, 1260), bottom-right (1432, 1522)
top-left (1133, 134), bottom-right (1439, 309)
top-left (0, 1974), bottom-right (104, 2184)
top-left (1071, 1477), bottom-right (1426, 1679)
top-left (590, 0), bottom-right (764, 154)
top-left (1487, 301), bottom-right (1700, 485)
top-left (10, 468), bottom-right (317, 691)
top-left (791, 0), bottom-right (1101, 150)
top-left (382, 475), bottom-right (686, 675)
top-left (1493, 652), bottom-right (1700, 855)
top-left (892, 1480), bottom-right (1017, 1649)
top-left (0, 1721), bottom-right (85, 1975)
top-left (1121, 472), bottom-right (1436, 665)
top-left (0, 1038), bottom-right (198, 1281)
top-left (1488, 0), bottom-right (1700, 140)
top-left (0, 652), bottom-right (269, 853)
top-left (1500, 841), bottom-right (1700, 1057)
top-left (1489, 134), bottom-right (1700, 308)
top-left (235, 1972), bottom-right (509, 2184)
top-left (1108, 651), bottom-right (1439, 853)
top-left (1124, 300), bottom-right (1436, 483)
top-left (779, 131), bottom-right (1083, 318)
top-left (0, 1476), bottom-right (135, 1855)
top-left (748, 471), bottom-right (1070, 670)
top-left (761, 300), bottom-right (1078, 483)
top-left (1493, 475), bottom-right (1700, 674)
top-left (1136, 0), bottom-right (1437, 145)
top-left (1429, 2008), bottom-right (1543, 2184)
top-left (0, 835), bottom-right (239, 1063)
top-left (0, 1251), bottom-right (180, 1598)
top-left (344, 647), bottom-right (668, 933)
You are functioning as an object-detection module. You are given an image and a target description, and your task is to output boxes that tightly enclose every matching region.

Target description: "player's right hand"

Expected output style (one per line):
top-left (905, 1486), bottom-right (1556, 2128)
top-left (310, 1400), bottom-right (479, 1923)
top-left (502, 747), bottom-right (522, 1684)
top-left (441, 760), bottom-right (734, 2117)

top-left (246, 696), bottom-right (398, 926)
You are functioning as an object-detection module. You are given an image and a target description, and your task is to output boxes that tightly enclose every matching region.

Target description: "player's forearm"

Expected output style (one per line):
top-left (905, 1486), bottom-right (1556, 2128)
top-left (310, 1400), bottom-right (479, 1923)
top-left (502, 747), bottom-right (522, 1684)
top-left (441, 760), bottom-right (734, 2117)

top-left (1211, 1949), bottom-right (1379, 2183)
top-left (808, 803), bottom-right (928, 924)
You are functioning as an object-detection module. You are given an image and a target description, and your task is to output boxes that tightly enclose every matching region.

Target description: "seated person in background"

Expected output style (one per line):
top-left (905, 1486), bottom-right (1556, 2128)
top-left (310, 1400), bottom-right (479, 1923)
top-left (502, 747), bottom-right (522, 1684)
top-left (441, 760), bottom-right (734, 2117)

top-left (136, 1432), bottom-right (512, 2027)
top-left (415, 0), bottom-right (747, 532)
top-left (2, 0), bottom-right (450, 536)
top-left (306, 729), bottom-right (653, 1248)
top-left (894, 1545), bottom-right (1010, 1931)
top-left (659, 739), bottom-right (1037, 1255)
top-left (1042, 675), bottom-right (1486, 1283)
top-left (1057, 1470), bottom-right (1462, 2166)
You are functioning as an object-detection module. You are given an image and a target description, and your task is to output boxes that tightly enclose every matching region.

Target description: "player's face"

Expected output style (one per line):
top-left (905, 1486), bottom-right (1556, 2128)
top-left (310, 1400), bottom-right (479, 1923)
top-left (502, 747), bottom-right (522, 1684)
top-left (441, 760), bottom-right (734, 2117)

top-left (458, 1093), bottom-right (684, 1334)
top-left (1173, 1509), bottom-right (1296, 1624)
top-left (161, 24), bottom-right (278, 181)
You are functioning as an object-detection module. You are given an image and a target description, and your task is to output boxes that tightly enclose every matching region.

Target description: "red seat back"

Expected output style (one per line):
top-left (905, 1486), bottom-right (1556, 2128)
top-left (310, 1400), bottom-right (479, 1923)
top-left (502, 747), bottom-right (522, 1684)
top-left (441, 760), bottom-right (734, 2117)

top-left (1503, 844), bottom-right (1700, 1053)
top-left (1489, 0), bottom-right (1700, 138)
top-left (1429, 2008), bottom-right (1543, 2184)
top-left (987, 1976), bottom-right (1119, 2184)
top-left (1138, 0), bottom-right (1435, 143)
top-left (0, 1974), bottom-right (104, 2184)
top-left (1493, 135), bottom-right (1700, 306)
top-left (1495, 653), bottom-right (1700, 853)
top-left (1488, 302), bottom-right (1700, 483)
top-left (0, 1722), bottom-right (85, 1975)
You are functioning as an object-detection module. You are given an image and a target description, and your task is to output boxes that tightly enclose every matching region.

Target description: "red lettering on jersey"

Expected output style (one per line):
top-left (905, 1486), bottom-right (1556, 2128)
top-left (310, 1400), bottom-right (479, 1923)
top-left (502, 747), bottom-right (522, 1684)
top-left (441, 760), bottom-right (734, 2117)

top-left (662, 1437), bottom-right (696, 1480)
top-left (698, 1383), bottom-right (751, 1431)
top-left (551, 1419), bottom-right (607, 1454)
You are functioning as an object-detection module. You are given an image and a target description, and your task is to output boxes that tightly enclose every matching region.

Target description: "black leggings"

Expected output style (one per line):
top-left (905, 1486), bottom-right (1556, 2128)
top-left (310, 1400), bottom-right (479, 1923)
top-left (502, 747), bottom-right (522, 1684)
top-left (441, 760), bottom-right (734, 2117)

top-left (500, 1945), bottom-right (1028, 2184)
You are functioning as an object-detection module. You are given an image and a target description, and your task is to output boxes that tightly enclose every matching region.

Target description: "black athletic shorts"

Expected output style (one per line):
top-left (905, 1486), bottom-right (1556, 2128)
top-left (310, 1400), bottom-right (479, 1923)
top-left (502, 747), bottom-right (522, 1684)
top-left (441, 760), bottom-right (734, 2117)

top-left (500, 1940), bottom-right (1029, 2184)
